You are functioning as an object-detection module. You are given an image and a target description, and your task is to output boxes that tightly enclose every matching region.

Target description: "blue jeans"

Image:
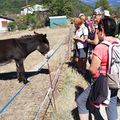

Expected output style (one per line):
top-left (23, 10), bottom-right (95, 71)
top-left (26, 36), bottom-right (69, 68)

top-left (76, 85), bottom-right (118, 120)
top-left (106, 96), bottom-right (118, 120)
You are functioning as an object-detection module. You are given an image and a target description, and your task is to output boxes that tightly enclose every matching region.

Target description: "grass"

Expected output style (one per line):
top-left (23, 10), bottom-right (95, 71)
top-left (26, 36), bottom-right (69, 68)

top-left (49, 64), bottom-right (88, 120)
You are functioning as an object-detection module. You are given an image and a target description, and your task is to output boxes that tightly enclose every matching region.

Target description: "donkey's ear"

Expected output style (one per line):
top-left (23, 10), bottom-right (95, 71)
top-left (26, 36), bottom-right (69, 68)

top-left (44, 34), bottom-right (47, 37)
top-left (34, 31), bottom-right (38, 35)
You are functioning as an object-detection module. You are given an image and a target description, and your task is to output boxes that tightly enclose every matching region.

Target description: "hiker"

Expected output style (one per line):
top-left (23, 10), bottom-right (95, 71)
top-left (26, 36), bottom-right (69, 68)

top-left (104, 10), bottom-right (110, 18)
top-left (86, 7), bottom-right (104, 45)
top-left (86, 16), bottom-right (94, 34)
top-left (86, 7), bottom-right (105, 64)
top-left (76, 17), bottom-right (119, 120)
top-left (73, 17), bottom-right (88, 75)
top-left (111, 13), bottom-right (120, 38)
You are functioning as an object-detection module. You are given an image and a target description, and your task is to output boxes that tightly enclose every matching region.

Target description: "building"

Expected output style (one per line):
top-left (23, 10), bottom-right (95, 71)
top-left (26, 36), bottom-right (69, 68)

top-left (0, 16), bottom-right (14, 32)
top-left (49, 16), bottom-right (68, 28)
top-left (21, 4), bottom-right (49, 15)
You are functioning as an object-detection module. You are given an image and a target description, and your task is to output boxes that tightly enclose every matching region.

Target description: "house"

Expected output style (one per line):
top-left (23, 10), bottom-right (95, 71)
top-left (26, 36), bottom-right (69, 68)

top-left (0, 16), bottom-right (14, 32)
top-left (21, 4), bottom-right (49, 15)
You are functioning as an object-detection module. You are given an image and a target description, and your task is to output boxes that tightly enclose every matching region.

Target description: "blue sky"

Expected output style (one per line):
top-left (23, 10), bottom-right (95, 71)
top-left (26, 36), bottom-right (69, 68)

top-left (80, 0), bottom-right (120, 6)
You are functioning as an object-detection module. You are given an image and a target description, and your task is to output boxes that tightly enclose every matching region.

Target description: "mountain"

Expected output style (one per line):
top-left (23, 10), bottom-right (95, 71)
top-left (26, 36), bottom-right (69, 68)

top-left (80, 0), bottom-right (120, 7)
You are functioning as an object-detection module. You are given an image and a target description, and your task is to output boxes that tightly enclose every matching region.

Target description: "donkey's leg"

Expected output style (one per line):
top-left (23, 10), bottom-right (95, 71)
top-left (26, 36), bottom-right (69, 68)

top-left (15, 59), bottom-right (28, 84)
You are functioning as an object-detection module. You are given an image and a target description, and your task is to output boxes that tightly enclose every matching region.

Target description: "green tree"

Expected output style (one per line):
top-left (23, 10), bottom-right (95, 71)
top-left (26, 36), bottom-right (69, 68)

top-left (95, 0), bottom-right (112, 12)
top-left (40, 0), bottom-right (93, 17)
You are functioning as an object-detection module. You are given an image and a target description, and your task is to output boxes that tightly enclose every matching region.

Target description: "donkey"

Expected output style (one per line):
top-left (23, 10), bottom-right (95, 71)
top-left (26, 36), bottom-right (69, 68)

top-left (0, 32), bottom-right (50, 84)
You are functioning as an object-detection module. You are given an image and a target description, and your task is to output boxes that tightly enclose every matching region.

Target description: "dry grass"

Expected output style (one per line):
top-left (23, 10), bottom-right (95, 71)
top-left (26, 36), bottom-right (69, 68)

top-left (49, 62), bottom-right (120, 120)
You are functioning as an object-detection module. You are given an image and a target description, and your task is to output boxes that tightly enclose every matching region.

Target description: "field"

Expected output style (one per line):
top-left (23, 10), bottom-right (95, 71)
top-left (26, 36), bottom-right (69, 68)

top-left (0, 26), bottom-right (70, 120)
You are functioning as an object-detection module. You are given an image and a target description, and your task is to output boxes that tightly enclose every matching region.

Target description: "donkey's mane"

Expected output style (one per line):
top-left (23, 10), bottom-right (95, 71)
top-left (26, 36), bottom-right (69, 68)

top-left (20, 34), bottom-right (35, 39)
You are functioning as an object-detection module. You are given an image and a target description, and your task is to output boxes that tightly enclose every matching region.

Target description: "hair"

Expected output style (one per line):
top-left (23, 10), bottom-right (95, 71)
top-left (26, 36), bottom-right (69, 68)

top-left (119, 23), bottom-right (120, 34)
top-left (70, 17), bottom-right (76, 24)
top-left (98, 17), bottom-right (116, 37)
top-left (74, 18), bottom-right (83, 28)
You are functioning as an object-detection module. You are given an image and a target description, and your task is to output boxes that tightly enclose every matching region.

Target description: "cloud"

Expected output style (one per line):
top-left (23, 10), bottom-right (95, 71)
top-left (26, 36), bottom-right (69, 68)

top-left (109, 0), bottom-right (120, 5)
top-left (81, 0), bottom-right (93, 3)
top-left (81, 0), bottom-right (120, 6)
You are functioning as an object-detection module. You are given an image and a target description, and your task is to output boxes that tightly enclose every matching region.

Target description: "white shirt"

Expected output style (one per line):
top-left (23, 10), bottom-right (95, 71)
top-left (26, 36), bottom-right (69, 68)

top-left (75, 24), bottom-right (88, 49)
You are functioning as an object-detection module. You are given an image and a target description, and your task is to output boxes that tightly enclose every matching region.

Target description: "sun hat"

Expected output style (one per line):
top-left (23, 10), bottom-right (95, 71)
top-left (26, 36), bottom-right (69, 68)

top-left (94, 7), bottom-right (104, 15)
top-left (104, 10), bottom-right (110, 17)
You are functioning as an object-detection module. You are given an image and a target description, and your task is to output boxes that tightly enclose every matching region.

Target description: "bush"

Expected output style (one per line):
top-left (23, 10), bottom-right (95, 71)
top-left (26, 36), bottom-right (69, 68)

top-left (8, 22), bottom-right (16, 31)
top-left (14, 12), bottom-right (45, 30)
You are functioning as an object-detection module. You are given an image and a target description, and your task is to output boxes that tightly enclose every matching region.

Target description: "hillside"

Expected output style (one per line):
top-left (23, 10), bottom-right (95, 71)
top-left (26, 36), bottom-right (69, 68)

top-left (0, 0), bottom-right (93, 16)
top-left (0, 0), bottom-right (24, 14)
top-left (0, 0), bottom-right (41, 15)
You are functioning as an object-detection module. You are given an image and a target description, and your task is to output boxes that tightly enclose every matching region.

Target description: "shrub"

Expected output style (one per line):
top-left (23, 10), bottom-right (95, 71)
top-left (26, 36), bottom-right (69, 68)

top-left (8, 21), bottom-right (16, 31)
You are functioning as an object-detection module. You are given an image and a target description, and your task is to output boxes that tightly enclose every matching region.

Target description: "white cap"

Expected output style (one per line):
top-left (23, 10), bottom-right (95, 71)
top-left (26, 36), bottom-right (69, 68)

top-left (79, 13), bottom-right (85, 17)
top-left (104, 10), bottom-right (110, 17)
top-left (87, 16), bottom-right (91, 20)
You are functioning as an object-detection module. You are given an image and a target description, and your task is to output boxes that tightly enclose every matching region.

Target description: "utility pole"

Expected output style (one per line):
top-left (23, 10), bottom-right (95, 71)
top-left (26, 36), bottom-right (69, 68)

top-left (26, 0), bottom-right (28, 6)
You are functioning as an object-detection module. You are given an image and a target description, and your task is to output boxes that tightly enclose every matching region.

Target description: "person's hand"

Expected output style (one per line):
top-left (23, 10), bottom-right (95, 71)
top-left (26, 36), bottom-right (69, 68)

top-left (73, 35), bottom-right (79, 41)
top-left (86, 39), bottom-right (90, 42)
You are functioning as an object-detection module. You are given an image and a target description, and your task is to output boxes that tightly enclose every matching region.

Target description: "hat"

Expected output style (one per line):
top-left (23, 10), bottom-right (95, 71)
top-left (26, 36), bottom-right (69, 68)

top-left (87, 16), bottom-right (91, 20)
top-left (79, 13), bottom-right (85, 17)
top-left (104, 10), bottom-right (110, 17)
top-left (94, 7), bottom-right (104, 15)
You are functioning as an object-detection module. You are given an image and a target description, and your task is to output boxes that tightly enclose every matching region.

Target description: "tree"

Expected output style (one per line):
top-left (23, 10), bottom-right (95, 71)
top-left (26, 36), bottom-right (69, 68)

top-left (40, 0), bottom-right (93, 17)
top-left (95, 0), bottom-right (112, 12)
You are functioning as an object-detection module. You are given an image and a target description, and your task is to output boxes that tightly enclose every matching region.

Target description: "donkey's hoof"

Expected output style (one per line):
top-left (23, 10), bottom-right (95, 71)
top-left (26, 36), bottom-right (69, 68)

top-left (23, 80), bottom-right (29, 84)
top-left (18, 79), bottom-right (22, 83)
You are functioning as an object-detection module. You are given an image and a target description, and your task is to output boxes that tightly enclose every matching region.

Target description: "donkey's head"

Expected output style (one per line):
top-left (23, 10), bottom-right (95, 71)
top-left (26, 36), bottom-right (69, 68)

top-left (34, 32), bottom-right (50, 55)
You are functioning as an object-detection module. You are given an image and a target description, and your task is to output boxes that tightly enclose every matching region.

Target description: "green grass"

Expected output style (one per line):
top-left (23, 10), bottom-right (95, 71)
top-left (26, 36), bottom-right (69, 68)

top-left (49, 65), bottom-right (88, 120)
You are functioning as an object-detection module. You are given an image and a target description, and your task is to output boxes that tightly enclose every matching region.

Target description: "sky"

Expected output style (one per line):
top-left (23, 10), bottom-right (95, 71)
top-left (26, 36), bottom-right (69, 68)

top-left (80, 0), bottom-right (120, 6)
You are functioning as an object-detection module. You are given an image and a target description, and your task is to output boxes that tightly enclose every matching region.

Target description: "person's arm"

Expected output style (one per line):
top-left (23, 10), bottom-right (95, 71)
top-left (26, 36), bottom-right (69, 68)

top-left (73, 35), bottom-right (88, 42)
top-left (86, 29), bottom-right (99, 45)
top-left (73, 26), bottom-right (88, 42)
top-left (89, 54), bottom-right (101, 75)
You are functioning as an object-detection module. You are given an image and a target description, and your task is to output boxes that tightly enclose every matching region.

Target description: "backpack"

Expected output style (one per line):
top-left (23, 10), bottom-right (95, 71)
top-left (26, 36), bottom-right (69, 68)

top-left (85, 22), bottom-right (95, 40)
top-left (85, 23), bottom-right (95, 64)
top-left (101, 40), bottom-right (120, 89)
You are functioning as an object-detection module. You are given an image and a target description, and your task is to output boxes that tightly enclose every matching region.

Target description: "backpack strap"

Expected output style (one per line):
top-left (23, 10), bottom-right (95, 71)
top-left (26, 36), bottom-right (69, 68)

top-left (101, 41), bottom-right (112, 74)
top-left (101, 40), bottom-right (120, 74)
top-left (101, 40), bottom-right (112, 46)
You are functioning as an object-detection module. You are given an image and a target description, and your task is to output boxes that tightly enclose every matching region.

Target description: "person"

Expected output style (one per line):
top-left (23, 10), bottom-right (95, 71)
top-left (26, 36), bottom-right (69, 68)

top-left (87, 6), bottom-right (104, 45)
top-left (111, 13), bottom-right (120, 38)
top-left (86, 7), bottom-right (104, 64)
top-left (73, 17), bottom-right (88, 74)
top-left (104, 10), bottom-right (110, 18)
top-left (79, 13), bottom-right (86, 22)
top-left (86, 16), bottom-right (94, 34)
top-left (80, 14), bottom-right (95, 41)
top-left (76, 17), bottom-right (119, 120)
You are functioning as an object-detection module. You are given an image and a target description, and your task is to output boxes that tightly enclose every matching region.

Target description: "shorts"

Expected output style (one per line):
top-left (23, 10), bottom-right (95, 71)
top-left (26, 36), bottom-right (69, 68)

top-left (76, 47), bottom-right (88, 59)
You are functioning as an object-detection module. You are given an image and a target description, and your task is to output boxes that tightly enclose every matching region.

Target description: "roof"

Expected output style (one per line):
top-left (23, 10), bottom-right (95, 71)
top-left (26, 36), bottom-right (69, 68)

top-left (0, 16), bottom-right (14, 21)
top-left (49, 16), bottom-right (67, 19)
top-left (21, 4), bottom-right (49, 12)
